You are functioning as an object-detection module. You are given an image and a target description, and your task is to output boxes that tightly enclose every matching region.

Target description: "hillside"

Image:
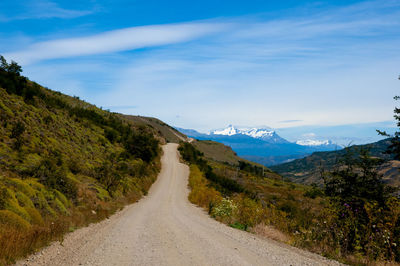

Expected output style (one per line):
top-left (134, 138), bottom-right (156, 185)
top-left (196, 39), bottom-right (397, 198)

top-left (192, 140), bottom-right (242, 165)
top-left (124, 115), bottom-right (186, 143)
top-left (270, 138), bottom-right (396, 185)
top-left (0, 57), bottom-right (176, 264)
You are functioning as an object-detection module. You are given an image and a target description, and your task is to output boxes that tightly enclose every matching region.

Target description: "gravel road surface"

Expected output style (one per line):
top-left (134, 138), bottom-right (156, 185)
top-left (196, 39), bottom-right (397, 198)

top-left (17, 143), bottom-right (340, 266)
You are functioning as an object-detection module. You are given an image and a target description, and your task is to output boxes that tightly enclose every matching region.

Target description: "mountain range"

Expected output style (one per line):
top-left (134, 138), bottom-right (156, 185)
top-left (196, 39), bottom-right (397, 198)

top-left (176, 125), bottom-right (340, 166)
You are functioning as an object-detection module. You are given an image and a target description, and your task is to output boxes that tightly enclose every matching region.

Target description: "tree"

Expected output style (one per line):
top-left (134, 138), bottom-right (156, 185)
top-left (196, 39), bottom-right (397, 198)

top-left (378, 75), bottom-right (400, 159)
top-left (124, 130), bottom-right (159, 163)
top-left (323, 149), bottom-right (398, 258)
top-left (10, 121), bottom-right (25, 150)
top-left (0, 56), bottom-right (7, 70)
top-left (324, 149), bottom-right (388, 206)
top-left (0, 56), bottom-right (22, 75)
top-left (7, 61), bottom-right (22, 75)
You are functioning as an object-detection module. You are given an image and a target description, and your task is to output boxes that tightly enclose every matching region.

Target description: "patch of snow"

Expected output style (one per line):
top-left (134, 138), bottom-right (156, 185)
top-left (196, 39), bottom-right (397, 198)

top-left (296, 139), bottom-right (333, 146)
top-left (211, 125), bottom-right (275, 139)
top-left (212, 125), bottom-right (238, 136)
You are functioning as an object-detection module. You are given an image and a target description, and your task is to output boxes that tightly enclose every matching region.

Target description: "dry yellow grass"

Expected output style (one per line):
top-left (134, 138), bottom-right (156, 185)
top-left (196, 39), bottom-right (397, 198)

top-left (251, 223), bottom-right (291, 243)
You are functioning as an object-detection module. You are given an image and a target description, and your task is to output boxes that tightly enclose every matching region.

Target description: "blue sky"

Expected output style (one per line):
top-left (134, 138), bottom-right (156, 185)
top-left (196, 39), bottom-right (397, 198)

top-left (0, 0), bottom-right (399, 142)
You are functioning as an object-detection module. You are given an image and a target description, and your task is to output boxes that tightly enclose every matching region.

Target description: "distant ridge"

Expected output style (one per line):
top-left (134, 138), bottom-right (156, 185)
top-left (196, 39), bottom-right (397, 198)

top-left (176, 125), bottom-right (340, 165)
top-left (270, 138), bottom-right (398, 185)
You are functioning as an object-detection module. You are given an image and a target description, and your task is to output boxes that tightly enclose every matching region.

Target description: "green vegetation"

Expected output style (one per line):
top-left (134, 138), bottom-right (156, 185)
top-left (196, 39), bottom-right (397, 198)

top-left (270, 139), bottom-right (394, 185)
top-left (179, 141), bottom-right (400, 264)
top-left (124, 115), bottom-right (186, 143)
top-left (179, 142), bottom-right (245, 194)
top-left (192, 140), bottom-right (240, 165)
top-left (322, 150), bottom-right (399, 261)
top-left (0, 56), bottom-right (164, 264)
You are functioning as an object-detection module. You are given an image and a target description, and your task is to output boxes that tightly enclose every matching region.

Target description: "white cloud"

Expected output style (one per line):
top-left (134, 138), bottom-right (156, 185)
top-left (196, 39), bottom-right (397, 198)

top-left (0, 0), bottom-right (93, 21)
top-left (302, 133), bottom-right (316, 138)
top-left (4, 22), bottom-right (227, 64)
top-left (21, 0), bottom-right (93, 19)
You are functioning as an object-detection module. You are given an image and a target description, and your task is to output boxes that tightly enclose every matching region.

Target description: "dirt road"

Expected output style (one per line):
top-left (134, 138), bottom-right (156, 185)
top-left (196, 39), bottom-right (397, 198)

top-left (18, 144), bottom-right (339, 266)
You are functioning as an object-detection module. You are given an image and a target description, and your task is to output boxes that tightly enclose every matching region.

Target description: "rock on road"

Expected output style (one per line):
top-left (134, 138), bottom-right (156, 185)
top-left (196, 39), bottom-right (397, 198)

top-left (17, 143), bottom-right (340, 266)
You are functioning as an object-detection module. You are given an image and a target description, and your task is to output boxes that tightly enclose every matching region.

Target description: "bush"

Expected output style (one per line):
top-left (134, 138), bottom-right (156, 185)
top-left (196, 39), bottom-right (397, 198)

top-left (234, 196), bottom-right (264, 228)
top-left (188, 165), bottom-right (221, 209)
top-left (35, 156), bottom-right (77, 199)
top-left (24, 207), bottom-right (44, 225)
top-left (304, 184), bottom-right (324, 199)
top-left (212, 198), bottom-right (237, 219)
top-left (321, 149), bottom-right (400, 260)
top-left (124, 130), bottom-right (159, 162)
top-left (0, 210), bottom-right (30, 231)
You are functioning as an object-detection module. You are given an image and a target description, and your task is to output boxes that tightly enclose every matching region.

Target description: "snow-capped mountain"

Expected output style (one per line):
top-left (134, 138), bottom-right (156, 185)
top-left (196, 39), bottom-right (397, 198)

top-left (295, 139), bottom-right (341, 150)
top-left (176, 125), bottom-right (342, 166)
top-left (210, 125), bottom-right (288, 143)
top-left (296, 139), bottom-right (333, 146)
top-left (211, 125), bottom-right (273, 138)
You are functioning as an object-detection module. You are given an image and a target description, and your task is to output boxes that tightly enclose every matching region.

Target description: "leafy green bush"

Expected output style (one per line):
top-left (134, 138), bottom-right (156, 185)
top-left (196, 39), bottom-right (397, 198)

top-left (124, 130), bottom-right (159, 162)
top-left (35, 156), bottom-right (78, 200)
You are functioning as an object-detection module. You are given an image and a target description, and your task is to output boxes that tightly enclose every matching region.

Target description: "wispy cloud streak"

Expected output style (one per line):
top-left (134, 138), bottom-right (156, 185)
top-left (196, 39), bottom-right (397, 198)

top-left (4, 22), bottom-right (227, 64)
top-left (0, 0), bottom-right (93, 21)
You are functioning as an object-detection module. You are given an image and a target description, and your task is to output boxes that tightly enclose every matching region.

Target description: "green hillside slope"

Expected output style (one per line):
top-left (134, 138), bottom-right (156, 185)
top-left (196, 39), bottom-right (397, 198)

top-left (0, 57), bottom-right (171, 264)
top-left (124, 115), bottom-right (186, 143)
top-left (192, 140), bottom-right (242, 165)
top-left (270, 139), bottom-right (395, 185)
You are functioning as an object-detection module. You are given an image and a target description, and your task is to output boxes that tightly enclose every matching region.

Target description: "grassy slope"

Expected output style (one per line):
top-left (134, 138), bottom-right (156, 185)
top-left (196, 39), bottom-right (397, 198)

top-left (123, 115), bottom-right (186, 143)
top-left (0, 67), bottom-right (178, 263)
top-left (192, 139), bottom-right (268, 168)
top-left (270, 139), bottom-right (397, 185)
top-left (192, 140), bottom-right (241, 165)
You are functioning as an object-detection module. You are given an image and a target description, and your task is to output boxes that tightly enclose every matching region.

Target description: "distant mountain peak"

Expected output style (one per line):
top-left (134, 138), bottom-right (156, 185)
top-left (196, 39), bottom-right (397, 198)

top-left (296, 139), bottom-right (333, 146)
top-left (211, 125), bottom-right (275, 139)
top-left (212, 124), bottom-right (238, 136)
top-left (295, 139), bottom-right (342, 149)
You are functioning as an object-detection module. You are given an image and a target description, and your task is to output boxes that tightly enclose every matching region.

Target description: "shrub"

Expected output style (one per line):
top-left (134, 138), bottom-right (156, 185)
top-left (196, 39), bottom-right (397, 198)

top-left (24, 207), bottom-right (44, 225)
top-left (105, 128), bottom-right (118, 143)
top-left (234, 196), bottom-right (264, 229)
top-left (10, 121), bottom-right (25, 139)
top-left (303, 184), bottom-right (324, 199)
top-left (188, 165), bottom-right (221, 209)
top-left (124, 130), bottom-right (159, 162)
top-left (15, 192), bottom-right (34, 208)
top-left (0, 210), bottom-right (30, 231)
top-left (321, 149), bottom-right (400, 261)
top-left (212, 198), bottom-right (237, 219)
top-left (35, 156), bottom-right (78, 199)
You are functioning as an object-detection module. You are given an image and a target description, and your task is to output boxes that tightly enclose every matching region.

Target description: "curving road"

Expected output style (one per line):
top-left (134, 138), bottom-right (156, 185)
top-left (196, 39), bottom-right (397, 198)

top-left (18, 144), bottom-right (339, 266)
